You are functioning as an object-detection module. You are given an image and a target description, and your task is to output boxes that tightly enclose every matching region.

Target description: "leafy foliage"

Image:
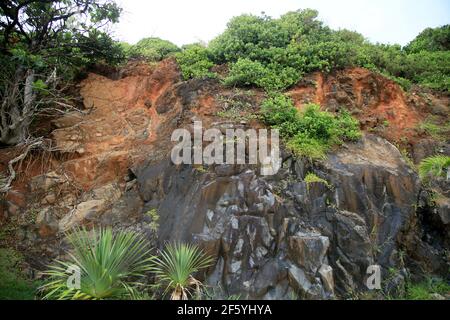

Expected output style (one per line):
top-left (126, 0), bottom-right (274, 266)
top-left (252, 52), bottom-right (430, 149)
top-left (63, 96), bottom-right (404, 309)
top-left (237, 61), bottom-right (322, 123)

top-left (0, 0), bottom-right (124, 145)
top-left (224, 58), bottom-right (300, 91)
top-left (405, 25), bottom-right (450, 53)
top-left (151, 242), bottom-right (213, 300)
top-left (304, 173), bottom-right (331, 189)
top-left (405, 277), bottom-right (450, 300)
top-left (175, 44), bottom-right (215, 80)
top-left (418, 155), bottom-right (450, 180)
top-left (40, 228), bottom-right (154, 300)
top-left (179, 10), bottom-right (450, 92)
top-left (208, 9), bottom-right (372, 91)
top-left (127, 37), bottom-right (180, 61)
top-left (1, 0), bottom-right (124, 71)
top-left (261, 94), bottom-right (361, 159)
top-left (402, 51), bottom-right (450, 91)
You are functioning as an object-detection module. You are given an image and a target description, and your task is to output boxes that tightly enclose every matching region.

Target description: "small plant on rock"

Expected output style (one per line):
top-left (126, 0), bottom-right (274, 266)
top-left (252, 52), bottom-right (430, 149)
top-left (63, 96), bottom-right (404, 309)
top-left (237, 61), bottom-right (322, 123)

top-left (304, 173), bottom-right (331, 190)
top-left (146, 209), bottom-right (160, 233)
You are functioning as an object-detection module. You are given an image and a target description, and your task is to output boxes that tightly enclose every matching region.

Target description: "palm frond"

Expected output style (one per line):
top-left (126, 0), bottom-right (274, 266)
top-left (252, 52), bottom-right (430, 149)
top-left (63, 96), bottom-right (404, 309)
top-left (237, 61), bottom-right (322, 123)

top-left (40, 227), bottom-right (154, 300)
top-left (151, 242), bottom-right (213, 300)
top-left (419, 155), bottom-right (450, 180)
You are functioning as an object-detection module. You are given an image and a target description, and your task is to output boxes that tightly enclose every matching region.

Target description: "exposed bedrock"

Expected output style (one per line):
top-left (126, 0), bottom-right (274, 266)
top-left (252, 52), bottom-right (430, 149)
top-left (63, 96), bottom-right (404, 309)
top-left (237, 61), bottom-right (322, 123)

top-left (127, 134), bottom-right (444, 299)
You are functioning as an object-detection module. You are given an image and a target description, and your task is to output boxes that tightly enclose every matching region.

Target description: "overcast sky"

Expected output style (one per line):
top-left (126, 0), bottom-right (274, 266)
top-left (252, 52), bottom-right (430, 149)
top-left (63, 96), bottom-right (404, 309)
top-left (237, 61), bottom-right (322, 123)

top-left (114, 0), bottom-right (450, 46)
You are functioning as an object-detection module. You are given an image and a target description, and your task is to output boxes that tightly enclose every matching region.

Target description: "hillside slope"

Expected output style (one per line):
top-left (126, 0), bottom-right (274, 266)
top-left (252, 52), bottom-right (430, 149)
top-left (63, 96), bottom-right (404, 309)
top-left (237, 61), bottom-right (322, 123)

top-left (0, 59), bottom-right (448, 299)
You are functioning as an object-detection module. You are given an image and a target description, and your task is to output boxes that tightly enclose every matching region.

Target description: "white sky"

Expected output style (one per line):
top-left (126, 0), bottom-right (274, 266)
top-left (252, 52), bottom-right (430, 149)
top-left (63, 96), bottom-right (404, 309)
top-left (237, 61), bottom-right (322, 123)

top-left (114, 0), bottom-right (450, 46)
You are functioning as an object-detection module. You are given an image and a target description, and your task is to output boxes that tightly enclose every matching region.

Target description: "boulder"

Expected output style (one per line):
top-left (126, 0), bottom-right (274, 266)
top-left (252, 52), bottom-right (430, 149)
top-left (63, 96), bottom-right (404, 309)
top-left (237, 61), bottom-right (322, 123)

top-left (59, 199), bottom-right (107, 232)
top-left (288, 264), bottom-right (324, 299)
top-left (30, 172), bottom-right (65, 192)
top-left (288, 232), bottom-right (330, 274)
top-left (36, 208), bottom-right (59, 237)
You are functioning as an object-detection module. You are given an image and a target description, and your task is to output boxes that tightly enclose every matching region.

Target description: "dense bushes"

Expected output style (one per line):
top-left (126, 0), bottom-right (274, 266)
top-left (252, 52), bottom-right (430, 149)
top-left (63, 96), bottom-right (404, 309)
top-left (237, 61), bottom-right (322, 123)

top-left (261, 94), bottom-right (361, 159)
top-left (360, 41), bottom-right (450, 91)
top-left (224, 58), bottom-right (300, 91)
top-left (126, 37), bottom-right (180, 61)
top-left (208, 10), bottom-right (358, 91)
top-left (170, 9), bottom-right (449, 92)
top-left (130, 10), bottom-right (449, 92)
top-left (207, 9), bottom-right (382, 91)
top-left (175, 44), bottom-right (215, 80)
top-left (405, 25), bottom-right (450, 53)
top-left (403, 51), bottom-right (450, 91)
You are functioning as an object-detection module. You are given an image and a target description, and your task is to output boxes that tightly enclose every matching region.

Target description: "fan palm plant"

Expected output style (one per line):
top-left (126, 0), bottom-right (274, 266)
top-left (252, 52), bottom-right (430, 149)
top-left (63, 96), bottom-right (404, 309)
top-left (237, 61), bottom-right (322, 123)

top-left (151, 242), bottom-right (213, 300)
top-left (40, 227), bottom-right (154, 300)
top-left (418, 155), bottom-right (450, 180)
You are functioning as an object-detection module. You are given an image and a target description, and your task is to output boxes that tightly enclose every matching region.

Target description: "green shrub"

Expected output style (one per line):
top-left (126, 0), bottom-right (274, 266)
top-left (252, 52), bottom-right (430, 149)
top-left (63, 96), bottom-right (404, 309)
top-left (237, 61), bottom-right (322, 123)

top-left (40, 227), bottom-right (154, 300)
top-left (224, 58), bottom-right (301, 91)
top-left (209, 13), bottom-right (291, 64)
top-left (405, 277), bottom-right (450, 300)
top-left (224, 58), bottom-right (266, 87)
top-left (287, 133), bottom-right (329, 159)
top-left (405, 25), bottom-right (450, 53)
top-left (175, 44), bottom-right (215, 80)
top-left (304, 173), bottom-right (331, 189)
top-left (118, 42), bottom-right (133, 58)
top-left (0, 248), bottom-right (38, 300)
top-left (403, 51), bottom-right (450, 91)
top-left (256, 63), bottom-right (301, 91)
top-left (224, 58), bottom-right (266, 86)
top-left (418, 155), bottom-right (450, 180)
top-left (261, 94), bottom-right (361, 159)
top-left (261, 93), bottom-right (298, 129)
top-left (334, 109), bottom-right (363, 141)
top-left (129, 37), bottom-right (180, 61)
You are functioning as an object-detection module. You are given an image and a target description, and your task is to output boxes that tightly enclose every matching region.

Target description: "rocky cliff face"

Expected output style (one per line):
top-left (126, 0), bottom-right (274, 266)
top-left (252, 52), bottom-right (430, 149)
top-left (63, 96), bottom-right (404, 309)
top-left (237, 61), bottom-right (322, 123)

top-left (130, 134), bottom-right (423, 299)
top-left (0, 59), bottom-right (448, 299)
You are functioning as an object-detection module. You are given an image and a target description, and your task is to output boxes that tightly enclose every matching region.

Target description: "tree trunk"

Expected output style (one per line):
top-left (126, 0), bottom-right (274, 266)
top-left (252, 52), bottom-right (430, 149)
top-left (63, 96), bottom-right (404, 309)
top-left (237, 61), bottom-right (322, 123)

top-left (0, 68), bottom-right (35, 145)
